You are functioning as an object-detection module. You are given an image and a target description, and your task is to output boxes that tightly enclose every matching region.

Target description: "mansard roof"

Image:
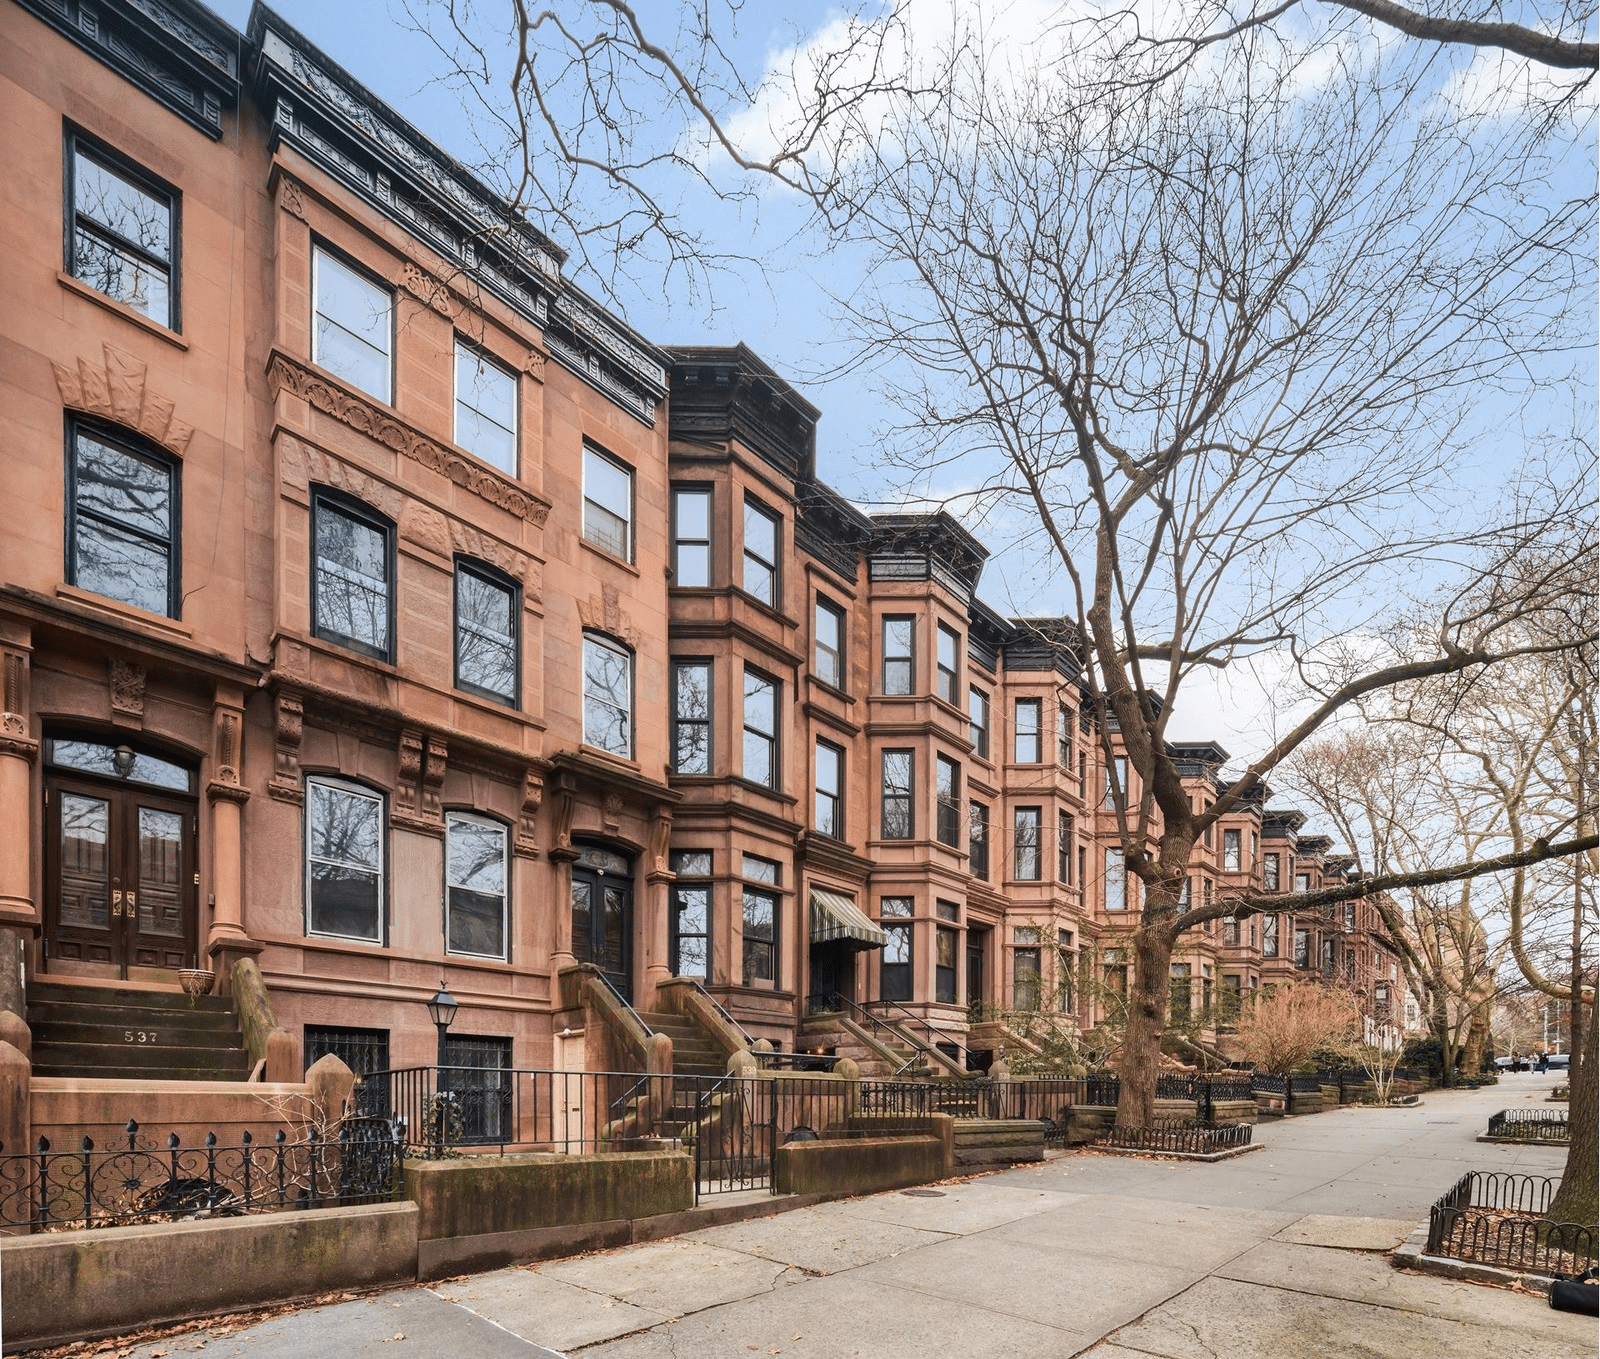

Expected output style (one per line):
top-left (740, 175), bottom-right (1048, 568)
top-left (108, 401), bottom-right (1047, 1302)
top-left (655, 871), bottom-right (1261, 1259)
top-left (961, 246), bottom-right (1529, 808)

top-left (665, 345), bottom-right (820, 482)
top-left (868, 512), bottom-right (989, 600)
top-left (1297, 834), bottom-right (1334, 858)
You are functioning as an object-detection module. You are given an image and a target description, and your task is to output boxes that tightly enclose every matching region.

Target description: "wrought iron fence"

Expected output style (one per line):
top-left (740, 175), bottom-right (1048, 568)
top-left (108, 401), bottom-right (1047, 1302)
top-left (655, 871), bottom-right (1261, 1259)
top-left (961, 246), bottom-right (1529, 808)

top-left (1425, 1172), bottom-right (1596, 1275)
top-left (1093, 1120), bottom-right (1254, 1155)
top-left (0, 1117), bottom-right (401, 1232)
top-left (1485, 1109), bottom-right (1570, 1143)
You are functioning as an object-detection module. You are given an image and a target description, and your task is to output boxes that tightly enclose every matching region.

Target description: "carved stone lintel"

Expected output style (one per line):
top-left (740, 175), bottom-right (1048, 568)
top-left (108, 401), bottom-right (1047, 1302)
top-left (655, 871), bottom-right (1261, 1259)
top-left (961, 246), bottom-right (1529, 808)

top-left (109, 659), bottom-right (147, 725)
top-left (601, 792), bottom-right (623, 835)
top-left (420, 738), bottom-right (447, 821)
top-left (267, 352), bottom-right (551, 526)
top-left (401, 261), bottom-right (456, 318)
top-left (395, 729), bottom-right (424, 819)
top-left (515, 768), bottom-right (544, 858)
top-left (54, 343), bottom-right (194, 457)
top-left (267, 691), bottom-right (305, 803)
top-left (577, 583), bottom-right (640, 649)
top-left (279, 175), bottom-right (307, 221)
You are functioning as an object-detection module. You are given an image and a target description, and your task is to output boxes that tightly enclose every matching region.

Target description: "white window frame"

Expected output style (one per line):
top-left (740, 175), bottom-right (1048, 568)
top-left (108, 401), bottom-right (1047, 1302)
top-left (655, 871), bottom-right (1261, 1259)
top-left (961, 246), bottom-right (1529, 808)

top-left (312, 246), bottom-right (393, 404)
top-left (454, 340), bottom-right (518, 474)
top-left (582, 445), bottom-right (634, 561)
top-left (444, 811), bottom-right (510, 960)
top-left (305, 775), bottom-right (386, 944)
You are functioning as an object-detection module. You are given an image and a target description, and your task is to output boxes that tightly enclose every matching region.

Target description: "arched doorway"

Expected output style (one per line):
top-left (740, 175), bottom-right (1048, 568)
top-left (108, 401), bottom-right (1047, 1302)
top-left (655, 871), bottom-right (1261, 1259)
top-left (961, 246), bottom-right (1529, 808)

top-left (42, 736), bottom-right (198, 979)
top-left (569, 844), bottom-right (634, 1002)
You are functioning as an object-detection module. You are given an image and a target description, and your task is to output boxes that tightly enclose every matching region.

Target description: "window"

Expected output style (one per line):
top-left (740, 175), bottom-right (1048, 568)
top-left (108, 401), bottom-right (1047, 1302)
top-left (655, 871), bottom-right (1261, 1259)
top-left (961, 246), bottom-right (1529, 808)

top-left (882, 617), bottom-right (914, 695)
top-left (1223, 916), bottom-right (1240, 947)
top-left (313, 247), bottom-right (392, 402)
top-left (583, 633), bottom-right (633, 756)
top-left (814, 598), bottom-right (844, 688)
top-left (1294, 872), bottom-right (1311, 894)
top-left (454, 561), bottom-right (518, 705)
top-left (936, 919), bottom-right (959, 1004)
top-left (313, 490), bottom-right (393, 661)
top-left (969, 802), bottom-right (989, 880)
top-left (1294, 928), bottom-right (1310, 968)
top-left (582, 445), bottom-right (633, 559)
top-left (1322, 937), bottom-right (1337, 974)
top-left (743, 498), bottom-right (779, 605)
top-left (671, 661), bottom-right (712, 774)
top-left (969, 688), bottom-right (990, 759)
top-left (1223, 829), bottom-right (1242, 872)
top-left (304, 1026), bottom-right (389, 1083)
top-left (671, 487), bottom-right (712, 587)
top-left (1105, 755), bottom-right (1128, 810)
top-left (445, 812), bottom-right (508, 959)
top-left (879, 896), bottom-right (913, 1001)
top-left (1057, 929), bottom-right (1077, 1013)
top-left (1013, 698), bottom-right (1042, 763)
top-left (742, 669), bottom-right (778, 788)
top-left (881, 750), bottom-right (915, 839)
top-left (1013, 807), bottom-right (1041, 881)
top-left (935, 755), bottom-right (961, 847)
top-left (1263, 853), bottom-right (1281, 892)
top-left (1057, 705), bottom-right (1072, 769)
top-left (669, 851), bottom-right (711, 979)
top-left (936, 624), bottom-right (960, 703)
top-left (1344, 903), bottom-right (1356, 931)
top-left (1058, 811), bottom-right (1074, 883)
top-left (305, 776), bottom-right (384, 943)
top-left (1169, 963), bottom-right (1192, 1019)
top-left (741, 854), bottom-right (779, 986)
top-left (815, 739), bottom-right (843, 837)
top-left (67, 135), bottom-right (177, 328)
top-left (66, 422), bottom-right (179, 617)
top-left (1013, 937), bottom-right (1041, 1011)
top-left (1105, 847), bottom-right (1127, 910)
top-left (1262, 915), bottom-right (1280, 957)
top-left (454, 342), bottom-right (517, 473)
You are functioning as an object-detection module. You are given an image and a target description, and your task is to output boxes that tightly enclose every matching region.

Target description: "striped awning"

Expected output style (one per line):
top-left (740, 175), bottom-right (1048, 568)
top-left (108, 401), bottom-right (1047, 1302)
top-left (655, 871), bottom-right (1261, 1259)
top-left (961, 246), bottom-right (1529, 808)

top-left (809, 888), bottom-right (887, 949)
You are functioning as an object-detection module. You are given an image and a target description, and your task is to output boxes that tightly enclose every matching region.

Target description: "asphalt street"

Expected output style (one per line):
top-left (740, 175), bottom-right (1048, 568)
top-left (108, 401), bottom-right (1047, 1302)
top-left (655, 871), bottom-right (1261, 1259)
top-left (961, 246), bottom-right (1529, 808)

top-left (92, 1072), bottom-right (1589, 1359)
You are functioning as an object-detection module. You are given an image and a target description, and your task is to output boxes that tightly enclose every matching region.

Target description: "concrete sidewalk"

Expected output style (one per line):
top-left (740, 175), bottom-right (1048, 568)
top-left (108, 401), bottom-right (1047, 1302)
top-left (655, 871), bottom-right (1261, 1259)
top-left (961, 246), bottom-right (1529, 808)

top-left (92, 1074), bottom-right (1589, 1359)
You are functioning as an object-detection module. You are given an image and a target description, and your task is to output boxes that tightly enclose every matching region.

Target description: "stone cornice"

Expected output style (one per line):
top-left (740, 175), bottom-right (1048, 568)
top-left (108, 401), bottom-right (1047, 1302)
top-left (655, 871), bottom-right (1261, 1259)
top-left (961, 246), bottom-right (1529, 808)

top-left (266, 352), bottom-right (551, 527)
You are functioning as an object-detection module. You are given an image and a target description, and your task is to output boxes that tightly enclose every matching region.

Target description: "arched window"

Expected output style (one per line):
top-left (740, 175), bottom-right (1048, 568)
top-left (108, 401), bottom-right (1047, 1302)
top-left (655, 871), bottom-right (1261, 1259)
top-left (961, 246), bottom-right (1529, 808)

top-left (311, 487), bottom-right (394, 662)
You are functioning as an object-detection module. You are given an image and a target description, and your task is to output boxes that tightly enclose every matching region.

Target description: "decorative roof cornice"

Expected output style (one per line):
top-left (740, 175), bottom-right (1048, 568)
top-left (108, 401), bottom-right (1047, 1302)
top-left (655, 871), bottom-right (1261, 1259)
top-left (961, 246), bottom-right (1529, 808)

top-left (868, 512), bottom-right (989, 600)
top-left (17, 0), bottom-right (240, 138)
top-left (665, 345), bottom-right (820, 482)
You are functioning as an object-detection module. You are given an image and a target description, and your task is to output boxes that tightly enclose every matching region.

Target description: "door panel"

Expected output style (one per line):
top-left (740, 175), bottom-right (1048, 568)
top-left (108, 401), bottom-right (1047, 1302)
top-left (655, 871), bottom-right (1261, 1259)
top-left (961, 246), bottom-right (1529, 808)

top-left (570, 858), bottom-right (633, 1003)
top-left (53, 791), bottom-right (115, 962)
top-left (133, 804), bottom-right (188, 968)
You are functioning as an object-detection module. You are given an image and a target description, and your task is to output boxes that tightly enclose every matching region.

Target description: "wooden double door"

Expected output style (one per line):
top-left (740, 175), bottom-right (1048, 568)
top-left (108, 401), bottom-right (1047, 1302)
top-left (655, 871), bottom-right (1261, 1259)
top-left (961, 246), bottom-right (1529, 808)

top-left (45, 772), bottom-right (197, 978)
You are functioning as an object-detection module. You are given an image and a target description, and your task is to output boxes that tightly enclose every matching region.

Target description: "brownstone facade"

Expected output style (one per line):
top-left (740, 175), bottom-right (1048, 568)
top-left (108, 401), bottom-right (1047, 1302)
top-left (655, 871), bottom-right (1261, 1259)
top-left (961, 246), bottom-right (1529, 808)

top-left (0, 0), bottom-right (1404, 1080)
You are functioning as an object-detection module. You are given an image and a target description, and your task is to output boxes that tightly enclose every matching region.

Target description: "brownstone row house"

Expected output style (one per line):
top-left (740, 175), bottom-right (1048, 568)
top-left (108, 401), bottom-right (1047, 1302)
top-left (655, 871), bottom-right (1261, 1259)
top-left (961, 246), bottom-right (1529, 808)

top-left (0, 0), bottom-right (1405, 1088)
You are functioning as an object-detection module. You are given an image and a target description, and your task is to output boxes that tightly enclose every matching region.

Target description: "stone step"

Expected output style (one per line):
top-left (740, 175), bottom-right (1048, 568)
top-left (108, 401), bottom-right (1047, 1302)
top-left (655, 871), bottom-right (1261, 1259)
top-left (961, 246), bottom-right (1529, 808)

top-left (27, 982), bottom-right (251, 1082)
top-left (29, 1019), bottom-right (244, 1048)
top-left (32, 1040), bottom-right (250, 1074)
top-left (27, 983), bottom-right (232, 1015)
top-left (29, 1060), bottom-right (254, 1083)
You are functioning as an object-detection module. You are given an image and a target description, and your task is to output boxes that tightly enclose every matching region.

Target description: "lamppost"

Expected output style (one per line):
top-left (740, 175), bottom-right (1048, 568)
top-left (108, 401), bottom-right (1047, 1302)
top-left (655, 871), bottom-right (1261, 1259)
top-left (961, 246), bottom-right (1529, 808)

top-left (426, 979), bottom-right (458, 1069)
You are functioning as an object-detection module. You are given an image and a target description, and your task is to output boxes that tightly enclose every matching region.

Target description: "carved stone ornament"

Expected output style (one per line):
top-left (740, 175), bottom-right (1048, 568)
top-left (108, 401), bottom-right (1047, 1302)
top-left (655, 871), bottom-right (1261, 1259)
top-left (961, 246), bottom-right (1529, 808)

top-left (602, 792), bottom-right (623, 834)
top-left (268, 353), bottom-right (551, 526)
top-left (551, 791), bottom-right (577, 858)
top-left (268, 691), bottom-right (305, 803)
top-left (400, 261), bottom-right (456, 318)
top-left (523, 348), bottom-right (547, 382)
top-left (421, 738), bottom-right (447, 821)
top-left (649, 812), bottom-right (672, 876)
top-left (54, 344), bottom-right (195, 457)
top-left (278, 175), bottom-right (307, 221)
top-left (396, 729), bottom-right (424, 818)
top-left (577, 584), bottom-right (640, 649)
top-left (515, 768), bottom-right (543, 857)
top-left (109, 659), bottom-right (147, 722)
top-left (212, 707), bottom-right (242, 786)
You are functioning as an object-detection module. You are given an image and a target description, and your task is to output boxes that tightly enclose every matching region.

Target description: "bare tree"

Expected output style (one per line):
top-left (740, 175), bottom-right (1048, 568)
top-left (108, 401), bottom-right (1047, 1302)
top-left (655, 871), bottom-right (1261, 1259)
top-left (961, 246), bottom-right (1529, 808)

top-left (1234, 982), bottom-right (1358, 1074)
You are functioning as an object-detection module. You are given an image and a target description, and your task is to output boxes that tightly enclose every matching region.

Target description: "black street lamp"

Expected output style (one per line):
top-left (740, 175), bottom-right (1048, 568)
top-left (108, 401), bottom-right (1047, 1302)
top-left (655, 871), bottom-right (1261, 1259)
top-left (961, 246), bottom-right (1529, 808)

top-left (427, 979), bottom-right (458, 1069)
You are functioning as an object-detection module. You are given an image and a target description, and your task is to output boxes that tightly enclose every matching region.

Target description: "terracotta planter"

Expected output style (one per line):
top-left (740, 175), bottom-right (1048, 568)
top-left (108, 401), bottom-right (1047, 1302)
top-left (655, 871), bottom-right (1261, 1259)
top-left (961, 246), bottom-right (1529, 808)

top-left (178, 968), bottom-right (215, 1001)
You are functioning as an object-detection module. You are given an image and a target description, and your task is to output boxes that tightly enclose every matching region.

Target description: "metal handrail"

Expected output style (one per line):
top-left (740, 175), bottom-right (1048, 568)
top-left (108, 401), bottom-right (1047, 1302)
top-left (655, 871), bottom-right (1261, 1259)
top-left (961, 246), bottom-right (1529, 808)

top-left (862, 995), bottom-right (971, 1070)
top-left (686, 977), bottom-right (755, 1049)
top-left (591, 970), bottom-right (652, 1036)
top-left (809, 992), bottom-right (938, 1077)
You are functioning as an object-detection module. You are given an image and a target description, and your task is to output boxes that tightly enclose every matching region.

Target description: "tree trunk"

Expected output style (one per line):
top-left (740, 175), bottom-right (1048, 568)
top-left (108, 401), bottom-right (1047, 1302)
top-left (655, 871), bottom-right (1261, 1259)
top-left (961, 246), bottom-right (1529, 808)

top-left (1462, 1008), bottom-right (1490, 1076)
top-left (1115, 924), bottom-right (1176, 1127)
top-left (1545, 998), bottom-right (1596, 1229)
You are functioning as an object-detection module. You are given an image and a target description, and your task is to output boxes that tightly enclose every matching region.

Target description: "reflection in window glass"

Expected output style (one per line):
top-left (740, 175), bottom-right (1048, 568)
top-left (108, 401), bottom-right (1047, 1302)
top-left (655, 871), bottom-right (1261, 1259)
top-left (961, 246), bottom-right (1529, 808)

top-left (583, 446), bottom-right (633, 559)
top-left (454, 343), bottom-right (517, 474)
top-left (883, 617), bottom-right (914, 695)
top-left (313, 248), bottom-right (392, 402)
top-left (936, 624), bottom-right (959, 703)
top-left (47, 739), bottom-right (193, 792)
top-left (455, 564), bottom-right (518, 704)
top-left (306, 778), bottom-right (384, 942)
top-left (670, 850), bottom-right (710, 978)
top-left (70, 141), bottom-right (173, 325)
top-left (742, 860), bottom-right (777, 986)
top-left (69, 428), bottom-right (177, 617)
top-left (1105, 847), bottom-right (1127, 910)
top-left (815, 740), bottom-right (843, 837)
top-left (1013, 807), bottom-right (1041, 880)
top-left (815, 599), bottom-right (844, 688)
top-left (446, 813), bottom-right (507, 958)
top-left (1014, 699), bottom-right (1042, 763)
top-left (742, 669), bottom-right (777, 788)
top-left (881, 749), bottom-right (914, 839)
top-left (743, 500), bottom-right (779, 605)
top-left (314, 494), bottom-right (391, 659)
top-left (583, 634), bottom-right (632, 756)
top-left (672, 661), bottom-right (712, 774)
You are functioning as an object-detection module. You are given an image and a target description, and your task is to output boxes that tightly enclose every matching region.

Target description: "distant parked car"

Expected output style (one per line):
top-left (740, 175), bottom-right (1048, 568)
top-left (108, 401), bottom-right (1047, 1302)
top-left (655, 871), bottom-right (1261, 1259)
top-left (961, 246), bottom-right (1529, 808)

top-left (1494, 1056), bottom-right (1528, 1071)
top-left (1545, 1053), bottom-right (1570, 1070)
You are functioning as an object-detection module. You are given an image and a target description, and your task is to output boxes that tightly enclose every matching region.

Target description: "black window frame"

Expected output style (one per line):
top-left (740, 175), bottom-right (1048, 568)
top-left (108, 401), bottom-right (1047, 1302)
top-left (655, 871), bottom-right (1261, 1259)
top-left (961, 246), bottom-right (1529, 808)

top-left (815, 737), bottom-right (844, 838)
top-left (304, 773), bottom-right (388, 945)
top-left (1105, 754), bottom-right (1128, 810)
top-left (935, 754), bottom-right (961, 848)
top-left (1264, 853), bottom-right (1281, 892)
top-left (968, 801), bottom-right (990, 880)
top-left (1057, 704), bottom-right (1072, 769)
top-left (1013, 805), bottom-right (1041, 881)
top-left (969, 687), bottom-right (990, 759)
top-left (669, 850), bottom-right (712, 979)
top-left (582, 631), bottom-right (635, 758)
top-left (64, 128), bottom-right (181, 331)
top-left (814, 596), bottom-right (845, 689)
top-left (880, 748), bottom-right (915, 840)
top-left (935, 919), bottom-right (959, 1005)
top-left (879, 896), bottom-right (914, 1003)
top-left (444, 810), bottom-right (511, 961)
top-left (311, 486), bottom-right (396, 663)
top-left (64, 417), bottom-right (182, 619)
top-left (742, 495), bottom-right (781, 607)
top-left (670, 484), bottom-right (713, 588)
top-left (740, 853), bottom-right (780, 987)
top-left (453, 557), bottom-right (521, 707)
top-left (936, 623), bottom-right (960, 704)
top-left (882, 616), bottom-right (915, 696)
top-left (310, 241), bottom-right (395, 404)
top-left (1105, 846), bottom-right (1127, 910)
top-left (1014, 698), bottom-right (1042, 763)
top-left (741, 666), bottom-right (779, 789)
top-left (670, 658), bottom-right (714, 775)
top-left (1058, 809), bottom-right (1073, 883)
top-left (1223, 828), bottom-right (1242, 872)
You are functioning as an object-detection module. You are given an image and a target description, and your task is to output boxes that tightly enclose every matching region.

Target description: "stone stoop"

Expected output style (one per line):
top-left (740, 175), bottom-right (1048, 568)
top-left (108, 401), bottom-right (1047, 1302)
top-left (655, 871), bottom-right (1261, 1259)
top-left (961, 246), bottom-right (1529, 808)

top-left (26, 981), bottom-right (252, 1081)
top-left (798, 1017), bottom-right (925, 1078)
top-left (635, 1010), bottom-right (727, 1079)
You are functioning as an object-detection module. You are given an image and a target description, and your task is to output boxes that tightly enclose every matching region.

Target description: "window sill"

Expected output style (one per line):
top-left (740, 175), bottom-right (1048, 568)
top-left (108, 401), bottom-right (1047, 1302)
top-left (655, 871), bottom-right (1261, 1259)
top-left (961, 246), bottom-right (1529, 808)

top-left (57, 272), bottom-right (187, 350)
top-left (55, 584), bottom-right (192, 638)
top-left (578, 744), bottom-right (643, 773)
top-left (580, 537), bottom-right (640, 577)
top-left (730, 587), bottom-right (799, 629)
